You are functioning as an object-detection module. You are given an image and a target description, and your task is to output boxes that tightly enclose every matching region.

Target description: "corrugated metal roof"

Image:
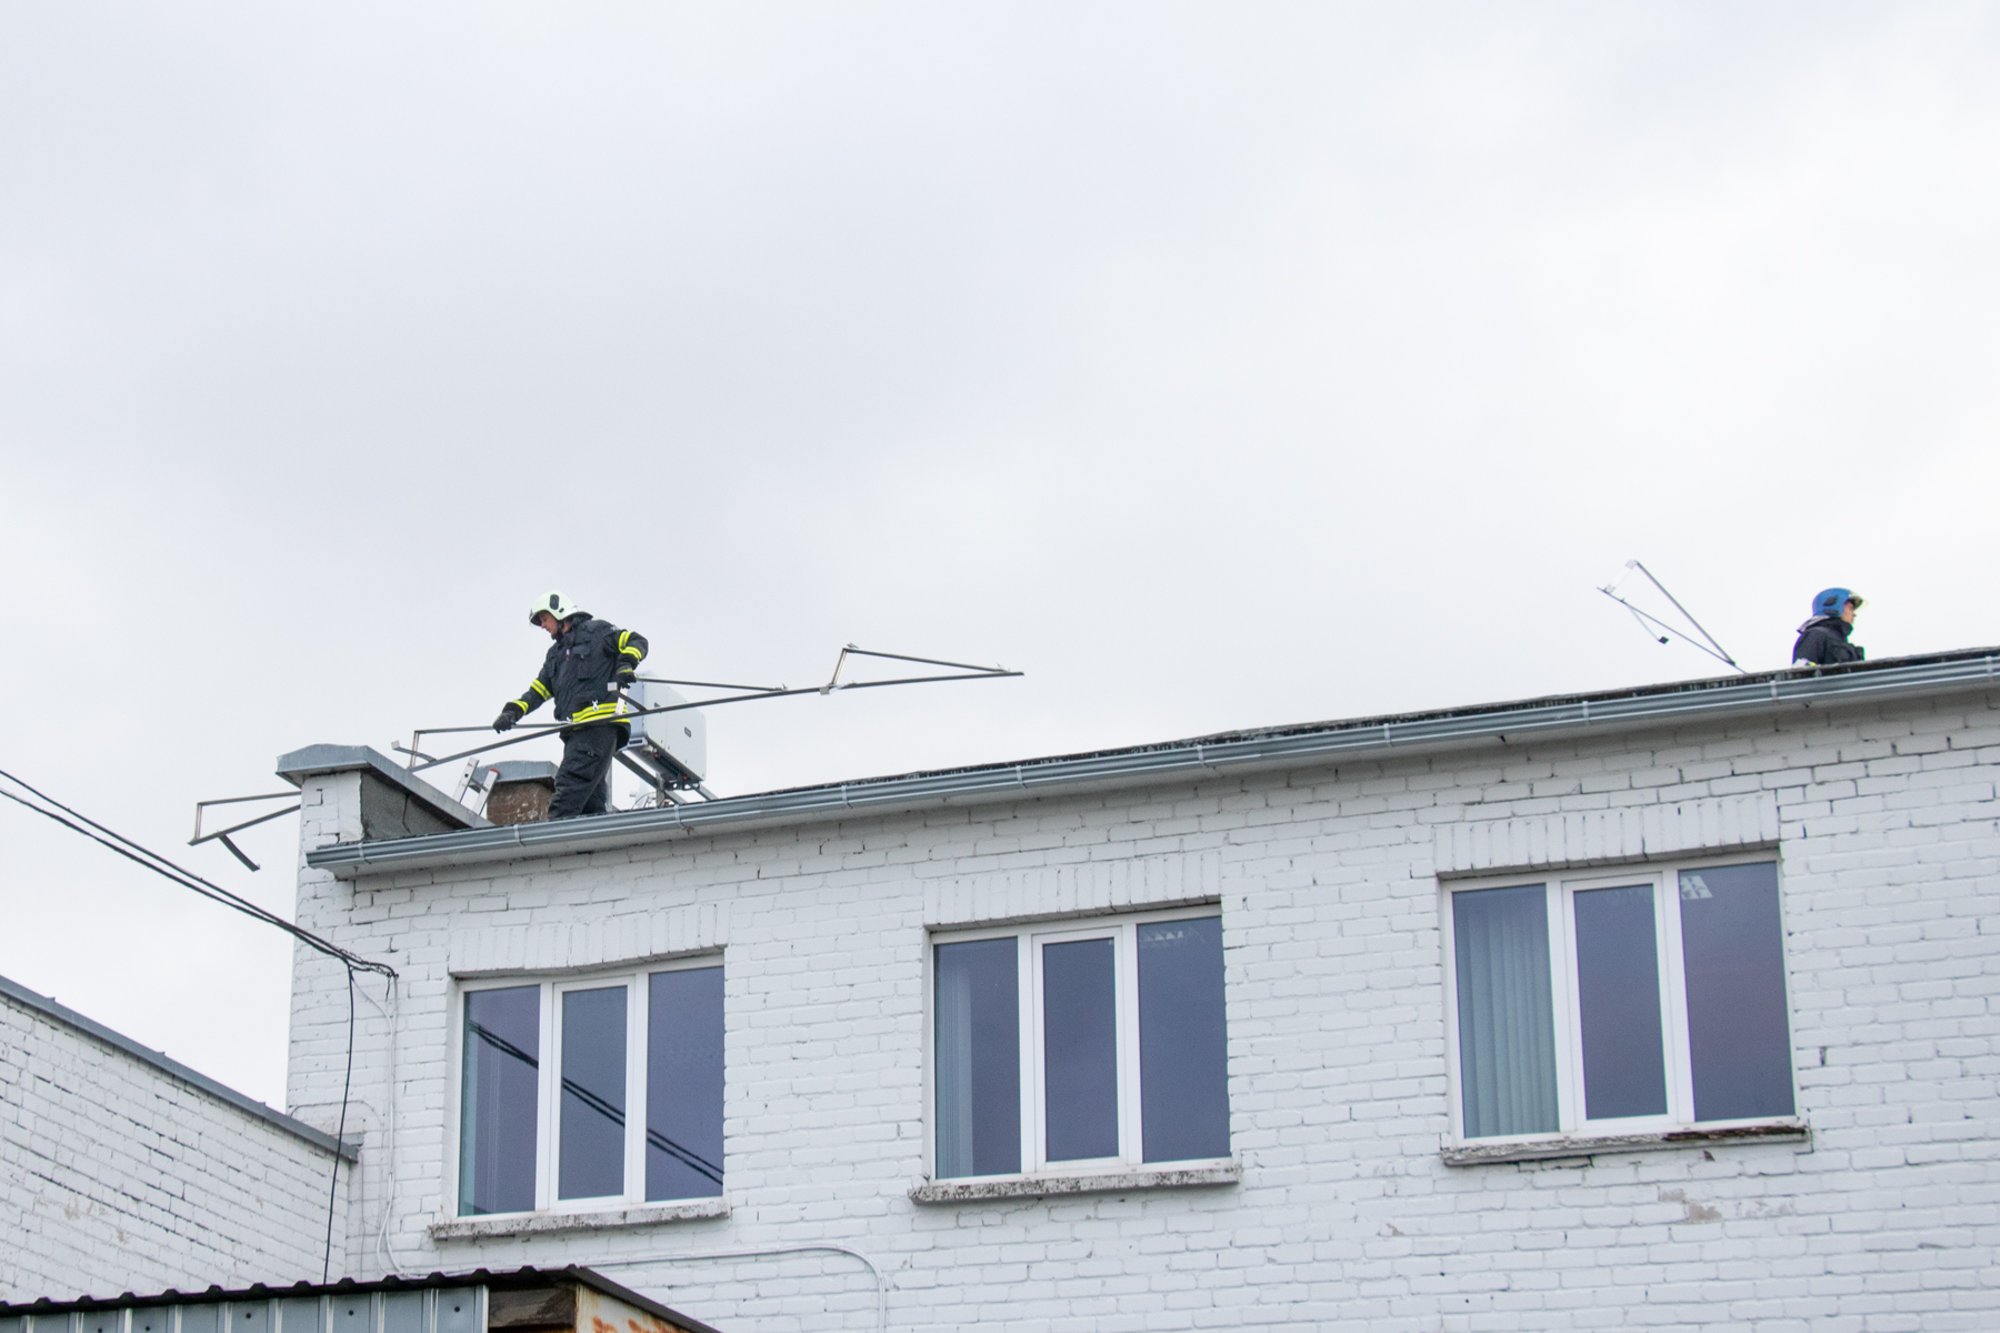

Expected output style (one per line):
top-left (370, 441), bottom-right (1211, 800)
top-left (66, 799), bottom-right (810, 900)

top-left (0, 1267), bottom-right (717, 1333)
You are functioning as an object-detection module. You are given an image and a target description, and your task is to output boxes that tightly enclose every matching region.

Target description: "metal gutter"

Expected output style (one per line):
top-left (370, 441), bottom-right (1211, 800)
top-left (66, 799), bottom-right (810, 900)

top-left (0, 972), bottom-right (357, 1161)
top-left (306, 651), bottom-right (2000, 879)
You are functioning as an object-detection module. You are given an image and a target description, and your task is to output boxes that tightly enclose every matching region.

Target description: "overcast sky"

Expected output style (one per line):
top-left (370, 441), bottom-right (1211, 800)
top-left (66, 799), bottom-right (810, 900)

top-left (3, 2), bottom-right (1997, 1108)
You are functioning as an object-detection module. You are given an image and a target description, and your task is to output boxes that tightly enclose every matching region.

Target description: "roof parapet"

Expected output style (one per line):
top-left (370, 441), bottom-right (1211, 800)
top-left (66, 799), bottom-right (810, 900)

top-left (277, 744), bottom-right (489, 841)
top-left (0, 972), bottom-right (356, 1160)
top-left (302, 649), bottom-right (2000, 879)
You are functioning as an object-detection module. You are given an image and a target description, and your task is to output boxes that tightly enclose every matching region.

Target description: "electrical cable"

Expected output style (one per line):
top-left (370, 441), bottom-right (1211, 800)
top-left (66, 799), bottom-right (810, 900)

top-left (0, 785), bottom-right (353, 960)
top-left (192, 676), bottom-right (991, 848)
top-left (359, 972), bottom-right (415, 1277)
top-left (593, 1245), bottom-right (887, 1333)
top-left (0, 768), bottom-right (390, 1281)
top-left (323, 963), bottom-right (356, 1282)
top-left (192, 647), bottom-right (1024, 853)
top-left (467, 1020), bottom-right (722, 1184)
top-left (0, 769), bottom-right (394, 978)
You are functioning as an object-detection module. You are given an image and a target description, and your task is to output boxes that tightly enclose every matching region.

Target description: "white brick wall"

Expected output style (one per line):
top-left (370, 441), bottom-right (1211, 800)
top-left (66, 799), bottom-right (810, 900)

top-left (290, 690), bottom-right (2000, 1332)
top-left (0, 990), bottom-right (348, 1301)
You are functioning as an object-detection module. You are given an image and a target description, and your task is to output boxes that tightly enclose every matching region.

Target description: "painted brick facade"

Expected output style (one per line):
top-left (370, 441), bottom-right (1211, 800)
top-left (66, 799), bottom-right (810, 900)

top-left (285, 684), bottom-right (2000, 1332)
top-left (0, 984), bottom-right (348, 1301)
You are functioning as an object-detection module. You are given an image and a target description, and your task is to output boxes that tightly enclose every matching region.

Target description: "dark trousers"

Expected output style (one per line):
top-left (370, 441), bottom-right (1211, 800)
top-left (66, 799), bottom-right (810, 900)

top-left (550, 725), bottom-right (619, 819)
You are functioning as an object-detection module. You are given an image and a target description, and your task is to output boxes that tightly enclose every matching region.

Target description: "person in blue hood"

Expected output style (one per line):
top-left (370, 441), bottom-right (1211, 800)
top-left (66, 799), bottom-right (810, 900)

top-left (1792, 588), bottom-right (1865, 666)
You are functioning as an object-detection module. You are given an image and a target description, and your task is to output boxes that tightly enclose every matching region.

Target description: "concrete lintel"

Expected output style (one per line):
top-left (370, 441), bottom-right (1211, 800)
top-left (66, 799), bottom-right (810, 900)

top-left (1440, 1120), bottom-right (1810, 1166)
top-left (910, 1161), bottom-right (1241, 1203)
top-left (430, 1196), bottom-right (730, 1240)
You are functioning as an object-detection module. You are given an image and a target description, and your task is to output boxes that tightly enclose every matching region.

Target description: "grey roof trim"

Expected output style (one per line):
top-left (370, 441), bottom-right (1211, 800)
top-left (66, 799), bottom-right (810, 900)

top-left (305, 649), bottom-right (2000, 879)
top-left (0, 972), bottom-right (356, 1161)
top-left (488, 760), bottom-right (558, 783)
top-left (276, 743), bottom-right (490, 830)
top-left (0, 1265), bottom-right (721, 1333)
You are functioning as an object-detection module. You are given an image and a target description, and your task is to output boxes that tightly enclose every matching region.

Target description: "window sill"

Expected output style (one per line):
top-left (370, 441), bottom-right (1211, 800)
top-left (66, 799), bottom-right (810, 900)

top-left (430, 1196), bottom-right (729, 1239)
top-left (910, 1161), bottom-right (1241, 1204)
top-left (1441, 1120), bottom-right (1809, 1166)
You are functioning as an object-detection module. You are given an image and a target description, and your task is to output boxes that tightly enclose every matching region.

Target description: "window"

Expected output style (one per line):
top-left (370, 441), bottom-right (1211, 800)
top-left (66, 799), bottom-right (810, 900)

top-left (931, 910), bottom-right (1229, 1180)
top-left (1445, 859), bottom-right (1796, 1142)
top-left (457, 960), bottom-right (723, 1215)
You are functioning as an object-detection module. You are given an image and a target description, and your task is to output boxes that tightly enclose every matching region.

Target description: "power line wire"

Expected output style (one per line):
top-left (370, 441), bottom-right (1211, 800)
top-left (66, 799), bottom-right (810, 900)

top-left (323, 965), bottom-right (356, 1281)
top-left (0, 768), bottom-right (393, 978)
top-left (0, 766), bottom-right (388, 1282)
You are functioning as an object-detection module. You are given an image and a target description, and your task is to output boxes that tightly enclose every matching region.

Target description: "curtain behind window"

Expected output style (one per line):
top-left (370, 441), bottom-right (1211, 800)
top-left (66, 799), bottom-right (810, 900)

top-left (1453, 885), bottom-right (1559, 1138)
top-left (934, 938), bottom-right (1020, 1177)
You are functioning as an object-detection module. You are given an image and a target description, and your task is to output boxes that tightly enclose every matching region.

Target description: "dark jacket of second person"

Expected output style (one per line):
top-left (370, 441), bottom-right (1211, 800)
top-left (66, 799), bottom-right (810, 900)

top-left (1792, 616), bottom-right (1863, 666)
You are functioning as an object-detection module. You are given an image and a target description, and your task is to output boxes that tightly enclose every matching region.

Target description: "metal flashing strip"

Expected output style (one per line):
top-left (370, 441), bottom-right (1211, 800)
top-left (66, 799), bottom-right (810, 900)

top-left (0, 1267), bottom-right (722, 1333)
top-left (304, 651), bottom-right (2000, 878)
top-left (275, 744), bottom-right (490, 831)
top-left (0, 973), bottom-right (356, 1161)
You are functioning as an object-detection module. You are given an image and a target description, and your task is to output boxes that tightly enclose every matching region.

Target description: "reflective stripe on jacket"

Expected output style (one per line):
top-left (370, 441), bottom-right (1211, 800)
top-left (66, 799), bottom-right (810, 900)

top-left (509, 615), bottom-right (650, 729)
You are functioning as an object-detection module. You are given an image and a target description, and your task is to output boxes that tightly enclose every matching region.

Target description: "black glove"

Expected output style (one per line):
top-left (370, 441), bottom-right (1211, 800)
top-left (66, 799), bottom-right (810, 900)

top-left (614, 668), bottom-right (637, 688)
top-left (493, 705), bottom-right (520, 733)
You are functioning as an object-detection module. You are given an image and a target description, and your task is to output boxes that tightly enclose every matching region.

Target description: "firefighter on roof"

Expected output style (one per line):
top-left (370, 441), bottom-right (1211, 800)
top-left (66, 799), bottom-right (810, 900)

top-left (1792, 587), bottom-right (1866, 667)
top-left (493, 592), bottom-right (649, 818)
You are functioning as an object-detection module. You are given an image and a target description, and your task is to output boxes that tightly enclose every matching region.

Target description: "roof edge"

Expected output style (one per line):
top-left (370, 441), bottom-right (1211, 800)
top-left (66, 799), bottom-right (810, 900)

top-left (0, 1266), bottom-right (719, 1332)
top-left (306, 649), bottom-right (2000, 878)
top-left (0, 972), bottom-right (357, 1161)
top-left (276, 743), bottom-right (490, 831)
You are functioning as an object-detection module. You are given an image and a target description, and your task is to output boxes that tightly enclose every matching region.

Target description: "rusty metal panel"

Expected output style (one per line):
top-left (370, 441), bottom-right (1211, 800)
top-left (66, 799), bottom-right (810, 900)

top-left (576, 1285), bottom-right (695, 1333)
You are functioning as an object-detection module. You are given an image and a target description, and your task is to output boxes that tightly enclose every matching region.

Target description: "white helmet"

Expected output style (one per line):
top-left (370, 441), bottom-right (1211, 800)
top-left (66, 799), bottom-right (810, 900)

top-left (528, 591), bottom-right (577, 625)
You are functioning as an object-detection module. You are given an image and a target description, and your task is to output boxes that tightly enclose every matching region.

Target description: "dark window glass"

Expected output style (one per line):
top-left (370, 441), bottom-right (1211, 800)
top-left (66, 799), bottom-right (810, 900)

top-left (934, 939), bottom-right (1021, 1177)
top-left (558, 985), bottom-right (627, 1200)
top-left (1453, 885), bottom-right (1560, 1138)
top-left (1138, 918), bottom-right (1229, 1162)
top-left (1042, 937), bottom-right (1119, 1161)
top-left (459, 985), bottom-right (539, 1215)
top-left (646, 967), bottom-right (725, 1200)
top-left (1573, 884), bottom-right (1669, 1119)
top-left (1680, 863), bottom-right (1796, 1120)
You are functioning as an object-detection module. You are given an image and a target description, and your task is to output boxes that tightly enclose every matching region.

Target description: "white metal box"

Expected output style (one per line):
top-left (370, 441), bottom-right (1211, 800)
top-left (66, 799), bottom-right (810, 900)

top-left (623, 680), bottom-right (707, 786)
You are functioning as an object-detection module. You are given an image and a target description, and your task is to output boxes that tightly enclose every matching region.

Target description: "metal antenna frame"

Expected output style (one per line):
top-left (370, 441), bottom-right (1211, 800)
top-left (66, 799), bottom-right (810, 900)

top-left (190, 790), bottom-right (302, 870)
top-left (190, 644), bottom-right (1022, 862)
top-left (1597, 560), bottom-right (1745, 674)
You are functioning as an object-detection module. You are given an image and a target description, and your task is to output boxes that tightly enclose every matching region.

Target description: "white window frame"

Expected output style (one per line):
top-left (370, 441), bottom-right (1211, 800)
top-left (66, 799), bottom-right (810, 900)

top-left (1442, 855), bottom-right (1798, 1147)
top-left (928, 906), bottom-right (1229, 1182)
top-left (453, 955), bottom-right (722, 1218)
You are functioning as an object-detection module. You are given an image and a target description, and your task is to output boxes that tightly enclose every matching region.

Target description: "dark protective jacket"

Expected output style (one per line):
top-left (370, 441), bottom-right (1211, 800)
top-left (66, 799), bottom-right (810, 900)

top-left (509, 615), bottom-right (649, 730)
top-left (1792, 615), bottom-right (1864, 667)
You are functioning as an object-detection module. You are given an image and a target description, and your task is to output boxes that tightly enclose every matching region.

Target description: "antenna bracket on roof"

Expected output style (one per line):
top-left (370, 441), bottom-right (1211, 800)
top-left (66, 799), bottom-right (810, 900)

top-left (1596, 559), bottom-right (1745, 673)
